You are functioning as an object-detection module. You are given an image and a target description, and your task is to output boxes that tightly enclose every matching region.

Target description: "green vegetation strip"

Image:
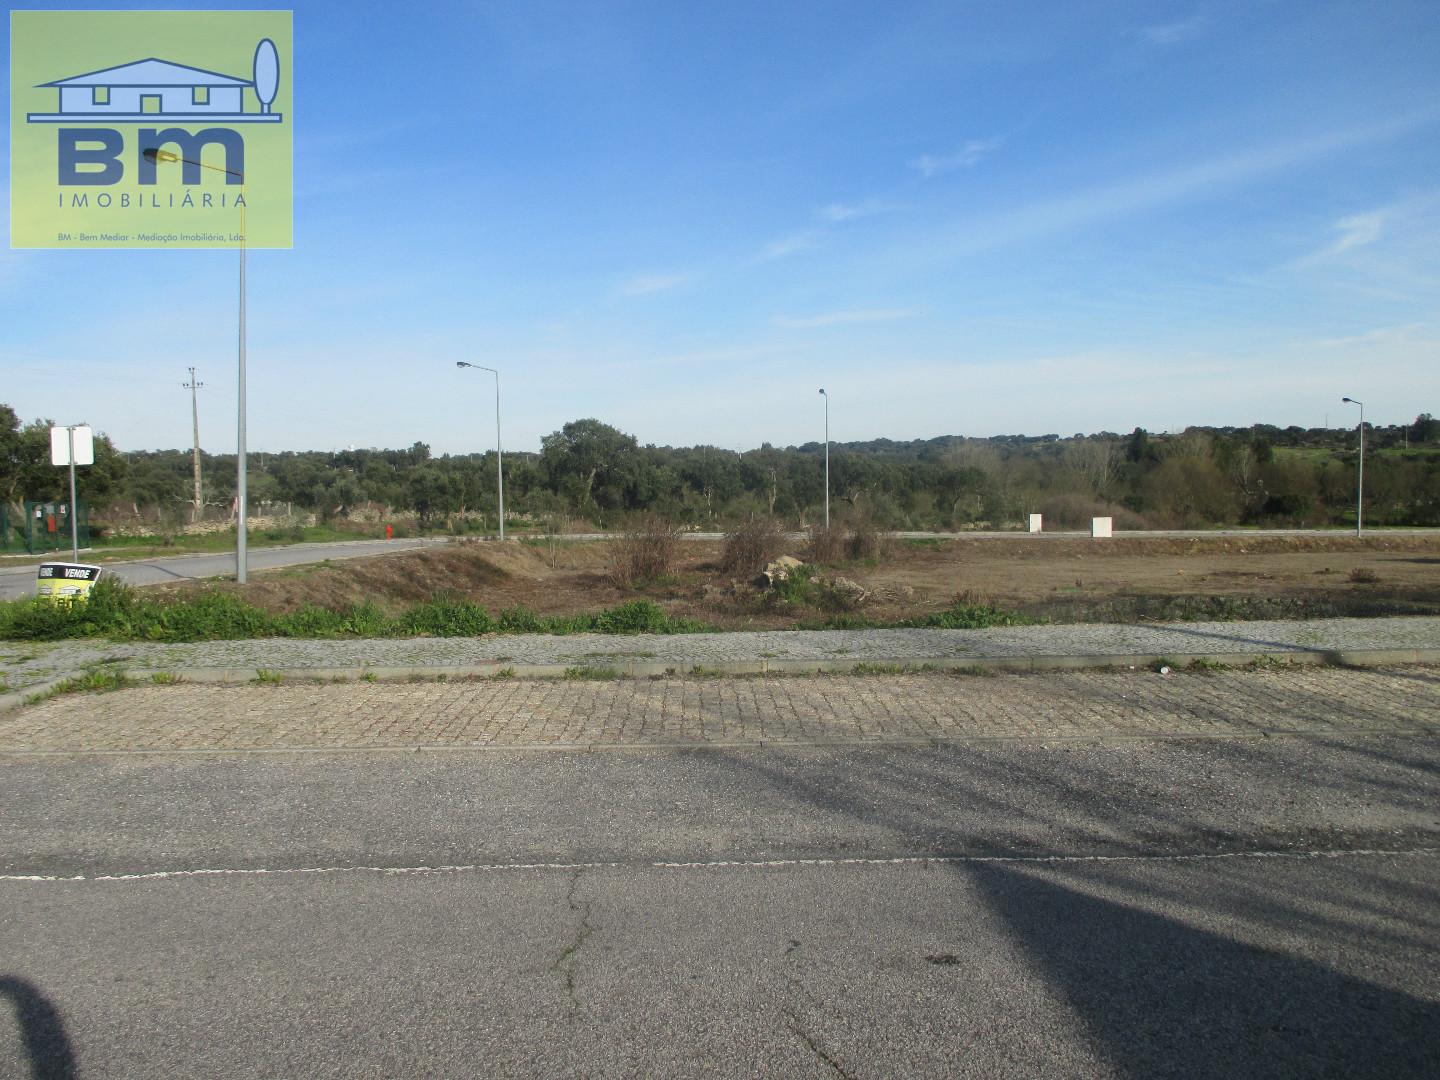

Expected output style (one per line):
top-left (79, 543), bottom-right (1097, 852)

top-left (0, 581), bottom-right (715, 643)
top-left (0, 579), bottom-right (1027, 643)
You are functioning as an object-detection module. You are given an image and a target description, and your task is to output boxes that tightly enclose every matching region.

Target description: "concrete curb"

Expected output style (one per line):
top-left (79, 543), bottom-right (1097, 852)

top-left (3, 647), bottom-right (1436, 716)
top-left (81, 647), bottom-right (1440, 687)
top-left (0, 674), bottom-right (86, 714)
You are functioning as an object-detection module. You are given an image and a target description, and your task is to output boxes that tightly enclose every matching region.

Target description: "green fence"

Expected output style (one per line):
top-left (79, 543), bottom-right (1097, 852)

top-left (0, 502), bottom-right (90, 555)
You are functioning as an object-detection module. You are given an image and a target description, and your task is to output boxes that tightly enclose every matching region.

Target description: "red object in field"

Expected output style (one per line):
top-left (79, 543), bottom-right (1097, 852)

top-left (385, 524), bottom-right (393, 540)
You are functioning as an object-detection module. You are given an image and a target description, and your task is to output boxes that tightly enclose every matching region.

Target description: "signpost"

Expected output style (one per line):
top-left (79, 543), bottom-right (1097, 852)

top-left (50, 424), bottom-right (93, 562)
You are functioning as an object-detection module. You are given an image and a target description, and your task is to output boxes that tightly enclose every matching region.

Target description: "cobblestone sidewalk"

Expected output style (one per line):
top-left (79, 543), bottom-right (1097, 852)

top-left (3, 667), bottom-right (1435, 753)
top-left (4, 616), bottom-right (1439, 700)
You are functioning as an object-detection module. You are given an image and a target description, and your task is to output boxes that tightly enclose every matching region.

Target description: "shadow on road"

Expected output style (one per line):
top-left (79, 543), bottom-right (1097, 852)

top-left (970, 863), bottom-right (1440, 1079)
top-left (1, 975), bottom-right (77, 1079)
top-left (694, 732), bottom-right (1440, 1074)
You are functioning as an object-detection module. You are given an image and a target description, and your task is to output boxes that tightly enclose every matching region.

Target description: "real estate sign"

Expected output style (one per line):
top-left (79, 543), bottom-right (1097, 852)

top-left (36, 563), bottom-right (103, 604)
top-left (9, 9), bottom-right (293, 249)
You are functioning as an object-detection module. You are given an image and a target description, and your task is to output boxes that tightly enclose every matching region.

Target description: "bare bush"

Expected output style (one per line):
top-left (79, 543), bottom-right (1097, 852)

top-left (608, 516), bottom-right (683, 587)
top-left (805, 524), bottom-right (845, 564)
top-left (1037, 493), bottom-right (1147, 531)
top-left (720, 516), bottom-right (787, 576)
top-left (845, 519), bottom-right (887, 561)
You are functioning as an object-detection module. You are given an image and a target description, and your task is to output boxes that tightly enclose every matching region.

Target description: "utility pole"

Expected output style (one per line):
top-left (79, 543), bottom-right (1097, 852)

top-left (183, 367), bottom-right (204, 523)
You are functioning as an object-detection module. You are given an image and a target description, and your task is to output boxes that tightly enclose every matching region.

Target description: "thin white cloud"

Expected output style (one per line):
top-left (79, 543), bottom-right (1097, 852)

top-left (1310, 323), bottom-right (1428, 350)
top-left (1287, 190), bottom-right (1440, 272)
top-left (886, 111), bottom-right (1440, 268)
top-left (1138, 15), bottom-right (1207, 46)
top-left (757, 229), bottom-right (822, 261)
top-left (773, 308), bottom-right (921, 329)
top-left (616, 272), bottom-right (689, 296)
top-left (818, 199), bottom-right (891, 222)
top-left (1327, 212), bottom-right (1384, 255)
top-left (908, 139), bottom-right (1000, 178)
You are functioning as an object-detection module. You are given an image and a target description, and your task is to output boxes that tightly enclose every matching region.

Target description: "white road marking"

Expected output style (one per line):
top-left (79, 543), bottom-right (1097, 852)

top-left (2, 846), bottom-right (1435, 883)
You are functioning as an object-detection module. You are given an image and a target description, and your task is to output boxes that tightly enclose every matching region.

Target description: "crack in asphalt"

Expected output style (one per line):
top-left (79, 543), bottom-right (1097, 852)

top-left (552, 866), bottom-right (597, 1012)
top-left (782, 939), bottom-right (858, 1079)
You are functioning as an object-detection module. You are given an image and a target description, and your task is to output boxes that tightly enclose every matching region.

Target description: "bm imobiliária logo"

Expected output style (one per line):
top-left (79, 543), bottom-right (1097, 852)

top-left (10, 10), bottom-right (293, 249)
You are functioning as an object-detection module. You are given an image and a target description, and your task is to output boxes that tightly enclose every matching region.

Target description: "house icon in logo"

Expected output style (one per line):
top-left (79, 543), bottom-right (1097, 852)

top-left (27, 39), bottom-right (282, 124)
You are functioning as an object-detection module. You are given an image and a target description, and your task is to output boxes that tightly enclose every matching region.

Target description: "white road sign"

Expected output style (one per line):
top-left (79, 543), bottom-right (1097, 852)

top-left (50, 425), bottom-right (94, 466)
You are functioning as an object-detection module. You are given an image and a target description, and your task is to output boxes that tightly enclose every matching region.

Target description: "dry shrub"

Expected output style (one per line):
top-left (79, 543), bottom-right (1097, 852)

top-left (721, 516), bottom-right (787, 576)
top-left (1036, 493), bottom-right (1147, 531)
top-left (608, 516), bottom-right (683, 587)
top-left (1347, 567), bottom-right (1379, 585)
top-left (845, 520), bottom-right (887, 561)
top-left (805, 524), bottom-right (845, 564)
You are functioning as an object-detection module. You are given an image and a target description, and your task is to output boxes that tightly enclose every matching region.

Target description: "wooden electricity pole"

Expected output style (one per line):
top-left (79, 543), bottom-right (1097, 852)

top-left (183, 368), bottom-right (204, 523)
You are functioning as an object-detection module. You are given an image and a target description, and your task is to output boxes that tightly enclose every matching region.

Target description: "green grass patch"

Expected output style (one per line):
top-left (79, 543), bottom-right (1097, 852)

top-left (795, 601), bottom-right (1032, 632)
top-left (25, 668), bottom-right (133, 704)
top-left (563, 665), bottom-right (620, 680)
top-left (0, 582), bottom-right (716, 643)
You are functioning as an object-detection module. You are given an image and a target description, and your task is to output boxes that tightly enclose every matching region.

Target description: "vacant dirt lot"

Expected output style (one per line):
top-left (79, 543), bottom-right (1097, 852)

top-left (164, 532), bottom-right (1440, 627)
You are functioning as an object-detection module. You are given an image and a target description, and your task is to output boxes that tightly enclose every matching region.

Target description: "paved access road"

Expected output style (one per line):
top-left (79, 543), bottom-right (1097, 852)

top-left (0, 537), bottom-right (446, 600)
top-left (2, 670), bottom-right (1438, 1077)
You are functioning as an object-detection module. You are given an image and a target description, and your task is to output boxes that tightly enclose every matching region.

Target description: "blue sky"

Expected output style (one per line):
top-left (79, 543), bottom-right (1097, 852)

top-left (4, 0), bottom-right (1439, 455)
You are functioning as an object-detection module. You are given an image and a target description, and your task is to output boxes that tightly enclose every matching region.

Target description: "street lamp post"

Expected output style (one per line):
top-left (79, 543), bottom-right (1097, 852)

top-left (1342, 397), bottom-right (1364, 537)
top-left (818, 388), bottom-right (829, 529)
top-left (456, 362), bottom-right (505, 540)
top-left (143, 147), bottom-right (249, 581)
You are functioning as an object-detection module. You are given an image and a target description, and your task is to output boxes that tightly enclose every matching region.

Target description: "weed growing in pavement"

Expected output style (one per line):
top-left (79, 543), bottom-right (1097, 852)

top-left (1247, 655), bottom-right (1292, 670)
top-left (563, 665), bottom-right (620, 680)
top-left (359, 671), bottom-right (379, 683)
top-left (1187, 657), bottom-right (1227, 673)
top-left (150, 671), bottom-right (181, 685)
top-left (25, 668), bottom-right (133, 704)
top-left (493, 667), bottom-right (516, 679)
top-left (253, 669), bottom-right (285, 685)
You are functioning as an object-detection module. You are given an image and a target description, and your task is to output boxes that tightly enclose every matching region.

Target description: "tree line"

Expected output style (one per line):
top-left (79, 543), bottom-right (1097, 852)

top-left (4, 404), bottom-right (1439, 532)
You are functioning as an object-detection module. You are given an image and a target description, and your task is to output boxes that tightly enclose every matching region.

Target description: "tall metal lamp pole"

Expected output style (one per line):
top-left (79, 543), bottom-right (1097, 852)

top-left (457, 362), bottom-right (505, 540)
top-left (144, 146), bottom-right (248, 581)
top-left (1342, 397), bottom-right (1364, 537)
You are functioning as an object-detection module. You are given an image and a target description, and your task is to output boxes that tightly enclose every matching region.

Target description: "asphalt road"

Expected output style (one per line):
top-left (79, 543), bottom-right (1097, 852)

top-left (0, 538), bottom-right (445, 600)
top-left (3, 734), bottom-right (1438, 1077)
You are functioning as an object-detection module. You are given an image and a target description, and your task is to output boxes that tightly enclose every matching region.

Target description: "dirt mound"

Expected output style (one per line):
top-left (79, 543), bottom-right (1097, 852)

top-left (149, 532), bottom-right (1440, 627)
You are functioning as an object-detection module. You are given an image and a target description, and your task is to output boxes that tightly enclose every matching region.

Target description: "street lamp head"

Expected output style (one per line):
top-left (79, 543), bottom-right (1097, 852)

top-left (818, 388), bottom-right (826, 395)
top-left (456, 361), bottom-right (470, 368)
